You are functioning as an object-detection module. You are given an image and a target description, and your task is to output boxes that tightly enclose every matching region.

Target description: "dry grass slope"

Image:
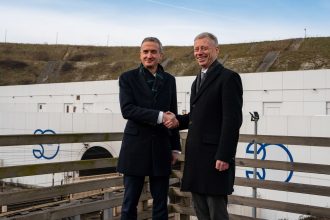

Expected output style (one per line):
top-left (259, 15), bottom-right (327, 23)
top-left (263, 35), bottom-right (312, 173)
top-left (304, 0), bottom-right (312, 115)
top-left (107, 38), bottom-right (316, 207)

top-left (0, 37), bottom-right (329, 85)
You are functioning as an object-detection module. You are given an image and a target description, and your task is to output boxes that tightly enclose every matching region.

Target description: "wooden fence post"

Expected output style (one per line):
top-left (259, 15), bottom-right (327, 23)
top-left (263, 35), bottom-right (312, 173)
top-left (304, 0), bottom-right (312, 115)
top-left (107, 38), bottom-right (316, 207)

top-left (73, 214), bottom-right (81, 220)
top-left (179, 135), bottom-right (190, 220)
top-left (1, 205), bottom-right (7, 213)
top-left (142, 181), bottom-right (149, 219)
top-left (103, 192), bottom-right (113, 220)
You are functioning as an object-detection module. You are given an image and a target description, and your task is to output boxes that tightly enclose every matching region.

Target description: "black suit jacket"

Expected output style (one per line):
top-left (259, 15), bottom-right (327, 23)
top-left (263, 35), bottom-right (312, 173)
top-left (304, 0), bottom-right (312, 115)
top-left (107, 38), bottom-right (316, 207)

top-left (117, 64), bottom-right (181, 176)
top-left (177, 60), bottom-right (243, 195)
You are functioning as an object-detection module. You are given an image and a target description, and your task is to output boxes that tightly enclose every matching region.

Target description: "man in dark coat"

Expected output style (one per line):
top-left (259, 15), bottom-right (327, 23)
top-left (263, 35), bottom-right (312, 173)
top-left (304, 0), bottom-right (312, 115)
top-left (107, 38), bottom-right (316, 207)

top-left (165, 32), bottom-right (243, 220)
top-left (117, 37), bottom-right (181, 220)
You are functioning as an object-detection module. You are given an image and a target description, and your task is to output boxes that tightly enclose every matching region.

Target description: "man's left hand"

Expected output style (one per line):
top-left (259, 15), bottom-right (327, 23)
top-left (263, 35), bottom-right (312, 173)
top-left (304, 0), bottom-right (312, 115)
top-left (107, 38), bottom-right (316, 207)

top-left (172, 151), bottom-right (180, 165)
top-left (215, 160), bottom-right (229, 171)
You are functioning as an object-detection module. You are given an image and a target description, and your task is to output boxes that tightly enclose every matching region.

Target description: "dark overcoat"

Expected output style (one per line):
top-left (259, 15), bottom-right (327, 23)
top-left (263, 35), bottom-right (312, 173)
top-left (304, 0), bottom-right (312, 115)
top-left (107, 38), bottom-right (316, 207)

top-left (117, 65), bottom-right (181, 177)
top-left (177, 60), bottom-right (243, 195)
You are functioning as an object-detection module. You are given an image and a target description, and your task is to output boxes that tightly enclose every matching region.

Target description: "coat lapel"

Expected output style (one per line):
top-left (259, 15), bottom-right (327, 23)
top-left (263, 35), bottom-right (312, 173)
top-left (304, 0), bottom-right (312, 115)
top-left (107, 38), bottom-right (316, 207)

top-left (154, 73), bottom-right (166, 96)
top-left (136, 64), bottom-right (169, 102)
top-left (137, 66), bottom-right (153, 98)
top-left (191, 60), bottom-right (223, 104)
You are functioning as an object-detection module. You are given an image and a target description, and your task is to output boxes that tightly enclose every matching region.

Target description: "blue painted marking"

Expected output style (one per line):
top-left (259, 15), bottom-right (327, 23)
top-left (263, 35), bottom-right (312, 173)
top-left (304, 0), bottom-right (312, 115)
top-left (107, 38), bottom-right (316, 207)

top-left (245, 142), bottom-right (266, 180)
top-left (33, 129), bottom-right (60, 160)
top-left (245, 142), bottom-right (294, 182)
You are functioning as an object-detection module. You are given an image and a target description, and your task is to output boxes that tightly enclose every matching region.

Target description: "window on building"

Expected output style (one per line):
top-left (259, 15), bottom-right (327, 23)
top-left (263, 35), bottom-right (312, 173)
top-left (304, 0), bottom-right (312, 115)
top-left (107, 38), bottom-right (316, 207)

top-left (326, 102), bottom-right (330, 115)
top-left (37, 103), bottom-right (46, 112)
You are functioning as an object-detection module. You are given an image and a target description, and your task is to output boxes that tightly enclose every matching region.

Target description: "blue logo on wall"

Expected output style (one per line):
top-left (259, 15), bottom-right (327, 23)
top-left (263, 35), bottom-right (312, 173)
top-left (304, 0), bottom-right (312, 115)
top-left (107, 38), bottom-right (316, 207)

top-left (32, 129), bottom-right (60, 160)
top-left (245, 143), bottom-right (294, 182)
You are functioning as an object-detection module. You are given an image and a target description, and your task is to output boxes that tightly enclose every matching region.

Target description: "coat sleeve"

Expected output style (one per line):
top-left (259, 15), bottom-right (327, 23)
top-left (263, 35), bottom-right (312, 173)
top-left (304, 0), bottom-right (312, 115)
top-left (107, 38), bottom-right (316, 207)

top-left (119, 73), bottom-right (159, 126)
top-left (177, 114), bottom-right (190, 130)
top-left (215, 72), bottom-right (243, 162)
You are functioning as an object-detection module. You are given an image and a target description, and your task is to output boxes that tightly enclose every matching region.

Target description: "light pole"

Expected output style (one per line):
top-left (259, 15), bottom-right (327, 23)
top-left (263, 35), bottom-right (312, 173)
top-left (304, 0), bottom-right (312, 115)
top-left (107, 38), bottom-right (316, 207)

top-left (249, 111), bottom-right (259, 218)
top-left (56, 32), bottom-right (58, 45)
top-left (4, 29), bottom-right (7, 43)
top-left (304, 28), bottom-right (307, 38)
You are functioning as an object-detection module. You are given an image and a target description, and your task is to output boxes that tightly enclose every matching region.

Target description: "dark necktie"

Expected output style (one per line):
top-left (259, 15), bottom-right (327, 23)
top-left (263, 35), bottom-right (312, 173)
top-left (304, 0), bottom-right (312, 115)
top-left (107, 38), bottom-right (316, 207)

top-left (197, 71), bottom-right (207, 92)
top-left (200, 72), bottom-right (206, 86)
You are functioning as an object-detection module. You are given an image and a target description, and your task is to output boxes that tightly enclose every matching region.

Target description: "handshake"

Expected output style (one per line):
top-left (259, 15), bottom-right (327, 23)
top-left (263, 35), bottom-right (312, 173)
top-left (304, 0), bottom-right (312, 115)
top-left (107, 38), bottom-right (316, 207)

top-left (163, 111), bottom-right (179, 129)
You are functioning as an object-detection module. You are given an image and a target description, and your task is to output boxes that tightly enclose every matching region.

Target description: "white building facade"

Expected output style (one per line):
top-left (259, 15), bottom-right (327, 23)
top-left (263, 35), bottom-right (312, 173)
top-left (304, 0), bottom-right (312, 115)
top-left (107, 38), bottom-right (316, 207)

top-left (0, 69), bottom-right (329, 219)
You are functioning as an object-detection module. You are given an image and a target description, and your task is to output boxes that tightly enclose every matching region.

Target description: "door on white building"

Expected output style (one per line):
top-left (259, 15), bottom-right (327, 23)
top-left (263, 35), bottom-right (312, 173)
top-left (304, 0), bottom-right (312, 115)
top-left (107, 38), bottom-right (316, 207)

top-left (83, 103), bottom-right (94, 113)
top-left (263, 102), bottom-right (282, 116)
top-left (64, 103), bottom-right (75, 113)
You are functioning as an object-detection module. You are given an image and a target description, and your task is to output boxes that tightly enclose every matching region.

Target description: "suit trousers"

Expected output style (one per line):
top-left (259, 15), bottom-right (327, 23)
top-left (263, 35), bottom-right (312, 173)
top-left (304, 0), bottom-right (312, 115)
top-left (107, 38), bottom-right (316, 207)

top-left (192, 192), bottom-right (229, 220)
top-left (121, 175), bottom-right (169, 220)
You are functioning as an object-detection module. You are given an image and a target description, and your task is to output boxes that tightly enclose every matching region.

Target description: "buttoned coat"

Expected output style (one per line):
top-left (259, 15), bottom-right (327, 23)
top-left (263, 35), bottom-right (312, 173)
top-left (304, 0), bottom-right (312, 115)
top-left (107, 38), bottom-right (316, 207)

top-left (177, 60), bottom-right (243, 195)
top-left (117, 65), bottom-right (181, 177)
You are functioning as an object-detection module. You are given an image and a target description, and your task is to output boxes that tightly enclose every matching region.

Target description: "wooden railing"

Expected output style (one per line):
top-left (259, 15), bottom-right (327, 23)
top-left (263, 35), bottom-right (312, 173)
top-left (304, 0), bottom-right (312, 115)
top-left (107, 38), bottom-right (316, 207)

top-left (0, 133), bottom-right (329, 219)
top-left (172, 133), bottom-right (330, 220)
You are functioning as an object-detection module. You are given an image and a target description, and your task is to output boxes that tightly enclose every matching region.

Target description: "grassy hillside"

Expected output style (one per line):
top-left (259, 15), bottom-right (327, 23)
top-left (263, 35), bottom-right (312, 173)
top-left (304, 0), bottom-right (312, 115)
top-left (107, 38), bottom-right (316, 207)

top-left (0, 37), bottom-right (329, 85)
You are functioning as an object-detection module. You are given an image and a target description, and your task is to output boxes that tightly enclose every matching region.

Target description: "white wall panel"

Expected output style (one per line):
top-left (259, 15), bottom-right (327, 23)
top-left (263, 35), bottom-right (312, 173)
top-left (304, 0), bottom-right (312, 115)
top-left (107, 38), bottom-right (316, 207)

top-left (242, 73), bottom-right (262, 90)
top-left (262, 116), bottom-right (287, 135)
top-left (35, 113), bottom-right (49, 130)
top-left (303, 70), bottom-right (326, 89)
top-left (48, 113), bottom-right (62, 132)
top-left (303, 89), bottom-right (326, 101)
top-left (281, 102), bottom-right (303, 115)
top-left (326, 90), bottom-right (330, 101)
top-left (287, 116), bottom-right (311, 136)
top-left (59, 114), bottom-right (73, 133)
top-left (288, 148), bottom-right (312, 183)
top-left (303, 102), bottom-right (325, 115)
top-left (262, 90), bottom-right (283, 102)
top-left (243, 91), bottom-right (263, 101)
top-left (283, 90), bottom-right (304, 101)
top-left (311, 146), bottom-right (330, 165)
top-left (283, 71), bottom-right (304, 89)
top-left (83, 114), bottom-right (99, 133)
top-left (262, 72), bottom-right (282, 90)
top-left (72, 114), bottom-right (86, 133)
top-left (97, 114), bottom-right (113, 132)
top-left (311, 116), bottom-right (330, 137)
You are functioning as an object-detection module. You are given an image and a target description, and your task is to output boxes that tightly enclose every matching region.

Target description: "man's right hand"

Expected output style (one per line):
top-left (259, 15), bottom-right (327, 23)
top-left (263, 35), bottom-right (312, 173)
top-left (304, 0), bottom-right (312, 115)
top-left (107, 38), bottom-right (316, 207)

top-left (163, 111), bottom-right (179, 129)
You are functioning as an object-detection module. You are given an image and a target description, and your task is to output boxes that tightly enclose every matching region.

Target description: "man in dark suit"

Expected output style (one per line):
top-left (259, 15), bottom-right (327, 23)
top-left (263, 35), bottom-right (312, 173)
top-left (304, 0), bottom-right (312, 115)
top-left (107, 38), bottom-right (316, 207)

top-left (117, 37), bottom-right (181, 220)
top-left (165, 32), bottom-right (243, 220)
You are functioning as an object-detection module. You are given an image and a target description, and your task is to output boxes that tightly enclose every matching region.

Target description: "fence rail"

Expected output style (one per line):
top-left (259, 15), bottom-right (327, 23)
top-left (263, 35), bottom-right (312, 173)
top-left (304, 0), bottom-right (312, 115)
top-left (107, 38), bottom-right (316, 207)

top-left (0, 132), bottom-right (329, 219)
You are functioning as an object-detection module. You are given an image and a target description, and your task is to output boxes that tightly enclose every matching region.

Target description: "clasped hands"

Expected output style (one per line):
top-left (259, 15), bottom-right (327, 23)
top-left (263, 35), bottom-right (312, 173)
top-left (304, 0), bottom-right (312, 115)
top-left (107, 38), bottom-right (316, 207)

top-left (163, 111), bottom-right (179, 129)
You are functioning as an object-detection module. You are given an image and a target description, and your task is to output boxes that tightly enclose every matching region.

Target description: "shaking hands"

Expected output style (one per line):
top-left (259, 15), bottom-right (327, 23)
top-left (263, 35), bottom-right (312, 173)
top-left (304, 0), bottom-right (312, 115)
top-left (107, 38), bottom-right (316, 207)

top-left (163, 111), bottom-right (179, 129)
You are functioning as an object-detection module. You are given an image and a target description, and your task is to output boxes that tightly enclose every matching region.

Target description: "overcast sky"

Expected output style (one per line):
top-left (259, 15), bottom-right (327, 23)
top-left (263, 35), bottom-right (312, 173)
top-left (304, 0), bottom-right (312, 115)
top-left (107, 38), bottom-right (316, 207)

top-left (0, 0), bottom-right (329, 46)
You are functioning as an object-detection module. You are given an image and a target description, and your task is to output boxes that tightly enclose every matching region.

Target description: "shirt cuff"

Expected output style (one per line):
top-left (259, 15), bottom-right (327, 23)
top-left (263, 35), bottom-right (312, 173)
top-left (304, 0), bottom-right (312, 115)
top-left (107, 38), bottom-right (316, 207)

top-left (157, 111), bottom-right (164, 124)
top-left (172, 150), bottom-right (181, 154)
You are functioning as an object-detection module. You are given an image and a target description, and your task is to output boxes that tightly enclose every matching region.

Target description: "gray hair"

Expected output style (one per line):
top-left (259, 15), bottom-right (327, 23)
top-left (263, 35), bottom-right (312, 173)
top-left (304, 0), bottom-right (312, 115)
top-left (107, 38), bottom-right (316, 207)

top-left (141, 37), bottom-right (163, 53)
top-left (194, 32), bottom-right (218, 47)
